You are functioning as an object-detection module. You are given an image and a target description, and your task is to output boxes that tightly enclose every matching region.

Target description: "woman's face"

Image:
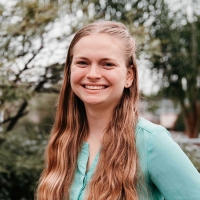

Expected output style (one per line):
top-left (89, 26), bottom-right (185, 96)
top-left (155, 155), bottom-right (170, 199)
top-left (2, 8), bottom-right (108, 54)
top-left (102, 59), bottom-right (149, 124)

top-left (70, 33), bottom-right (134, 109)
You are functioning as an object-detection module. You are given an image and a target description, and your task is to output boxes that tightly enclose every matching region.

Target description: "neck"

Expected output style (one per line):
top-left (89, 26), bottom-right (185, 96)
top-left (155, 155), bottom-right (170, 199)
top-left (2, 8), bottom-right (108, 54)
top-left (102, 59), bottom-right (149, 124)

top-left (84, 104), bottom-right (114, 142)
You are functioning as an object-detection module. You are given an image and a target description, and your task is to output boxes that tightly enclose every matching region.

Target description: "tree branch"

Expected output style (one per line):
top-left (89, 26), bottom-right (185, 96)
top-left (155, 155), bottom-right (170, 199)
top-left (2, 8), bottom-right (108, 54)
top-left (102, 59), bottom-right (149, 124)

top-left (14, 36), bottom-right (44, 83)
top-left (2, 111), bottom-right (28, 124)
top-left (6, 100), bottom-right (28, 132)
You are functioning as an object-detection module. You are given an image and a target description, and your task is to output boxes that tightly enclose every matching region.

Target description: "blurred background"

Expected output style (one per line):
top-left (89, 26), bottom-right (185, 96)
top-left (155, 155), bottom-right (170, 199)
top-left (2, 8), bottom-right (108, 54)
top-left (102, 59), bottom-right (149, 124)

top-left (0, 0), bottom-right (200, 199)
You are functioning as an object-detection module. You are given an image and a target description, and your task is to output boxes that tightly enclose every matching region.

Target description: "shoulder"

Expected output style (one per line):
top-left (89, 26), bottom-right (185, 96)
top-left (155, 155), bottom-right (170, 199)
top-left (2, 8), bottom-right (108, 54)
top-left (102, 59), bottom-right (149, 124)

top-left (135, 117), bottom-right (174, 186)
top-left (136, 119), bottom-right (200, 199)
top-left (136, 117), bottom-right (173, 159)
top-left (136, 117), bottom-right (171, 137)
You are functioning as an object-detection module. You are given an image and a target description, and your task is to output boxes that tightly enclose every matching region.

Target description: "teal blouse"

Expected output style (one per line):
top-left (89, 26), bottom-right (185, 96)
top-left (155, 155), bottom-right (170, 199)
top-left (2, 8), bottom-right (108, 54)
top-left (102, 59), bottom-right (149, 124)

top-left (69, 117), bottom-right (200, 200)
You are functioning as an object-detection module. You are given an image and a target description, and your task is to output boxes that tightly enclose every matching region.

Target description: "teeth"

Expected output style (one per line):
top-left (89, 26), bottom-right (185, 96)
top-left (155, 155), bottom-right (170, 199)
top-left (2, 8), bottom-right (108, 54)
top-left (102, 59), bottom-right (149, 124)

top-left (85, 85), bottom-right (106, 90)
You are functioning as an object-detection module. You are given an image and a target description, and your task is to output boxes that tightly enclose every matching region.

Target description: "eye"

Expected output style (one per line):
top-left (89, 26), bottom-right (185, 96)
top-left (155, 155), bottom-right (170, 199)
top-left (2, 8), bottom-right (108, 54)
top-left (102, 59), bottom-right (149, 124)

top-left (77, 61), bottom-right (88, 66)
top-left (102, 62), bottom-right (114, 67)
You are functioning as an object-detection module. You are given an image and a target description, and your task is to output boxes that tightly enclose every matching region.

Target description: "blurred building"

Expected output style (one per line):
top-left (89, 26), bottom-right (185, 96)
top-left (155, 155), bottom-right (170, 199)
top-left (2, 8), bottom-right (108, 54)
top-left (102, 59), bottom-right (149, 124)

top-left (139, 99), bottom-right (180, 130)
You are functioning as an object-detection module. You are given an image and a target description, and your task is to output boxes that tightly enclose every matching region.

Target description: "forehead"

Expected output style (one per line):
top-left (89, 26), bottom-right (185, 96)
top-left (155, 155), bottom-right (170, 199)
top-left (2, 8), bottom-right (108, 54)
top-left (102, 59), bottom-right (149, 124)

top-left (72, 33), bottom-right (125, 58)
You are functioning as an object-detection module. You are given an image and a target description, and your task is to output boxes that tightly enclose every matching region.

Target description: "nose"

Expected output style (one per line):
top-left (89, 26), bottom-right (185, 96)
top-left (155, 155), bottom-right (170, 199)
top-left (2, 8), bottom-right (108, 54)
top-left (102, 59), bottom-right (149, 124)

top-left (86, 64), bottom-right (101, 80)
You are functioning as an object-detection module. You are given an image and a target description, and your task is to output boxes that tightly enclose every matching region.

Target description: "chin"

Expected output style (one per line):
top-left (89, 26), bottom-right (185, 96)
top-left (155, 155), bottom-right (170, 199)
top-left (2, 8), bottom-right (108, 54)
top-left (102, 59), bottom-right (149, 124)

top-left (85, 101), bottom-right (102, 105)
top-left (83, 99), bottom-right (104, 106)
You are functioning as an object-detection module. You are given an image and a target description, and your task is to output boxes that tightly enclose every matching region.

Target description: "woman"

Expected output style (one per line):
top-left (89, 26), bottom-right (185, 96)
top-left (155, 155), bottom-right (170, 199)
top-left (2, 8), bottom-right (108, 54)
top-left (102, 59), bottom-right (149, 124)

top-left (37, 21), bottom-right (200, 200)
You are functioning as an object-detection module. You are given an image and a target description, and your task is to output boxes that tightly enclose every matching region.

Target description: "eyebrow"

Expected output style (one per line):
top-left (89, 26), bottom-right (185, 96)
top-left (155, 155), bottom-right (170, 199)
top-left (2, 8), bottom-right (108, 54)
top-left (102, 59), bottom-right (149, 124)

top-left (73, 57), bottom-right (89, 60)
top-left (73, 56), bottom-right (118, 62)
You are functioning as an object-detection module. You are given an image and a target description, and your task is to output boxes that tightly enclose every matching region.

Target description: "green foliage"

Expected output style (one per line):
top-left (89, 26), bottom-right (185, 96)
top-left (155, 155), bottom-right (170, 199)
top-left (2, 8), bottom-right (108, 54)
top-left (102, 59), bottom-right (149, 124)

top-left (91, 0), bottom-right (162, 56)
top-left (0, 128), bottom-right (46, 199)
top-left (149, 0), bottom-right (200, 137)
top-left (179, 143), bottom-right (200, 172)
top-left (1, 83), bottom-right (32, 103)
top-left (0, 93), bottom-right (56, 199)
top-left (0, 0), bottom-right (65, 131)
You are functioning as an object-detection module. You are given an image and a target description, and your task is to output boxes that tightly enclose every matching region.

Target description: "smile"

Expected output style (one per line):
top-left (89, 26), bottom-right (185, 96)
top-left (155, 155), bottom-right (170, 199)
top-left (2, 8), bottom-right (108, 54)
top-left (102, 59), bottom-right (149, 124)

top-left (84, 85), bottom-right (107, 90)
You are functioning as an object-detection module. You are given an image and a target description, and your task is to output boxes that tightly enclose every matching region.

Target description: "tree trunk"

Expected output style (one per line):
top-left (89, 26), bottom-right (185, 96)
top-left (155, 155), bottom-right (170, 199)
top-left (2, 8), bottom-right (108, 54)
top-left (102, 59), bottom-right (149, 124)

top-left (183, 103), bottom-right (199, 138)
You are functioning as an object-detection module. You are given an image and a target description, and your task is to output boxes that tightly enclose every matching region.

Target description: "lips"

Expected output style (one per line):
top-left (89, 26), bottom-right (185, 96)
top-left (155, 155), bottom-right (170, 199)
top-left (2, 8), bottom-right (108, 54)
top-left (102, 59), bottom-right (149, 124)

top-left (84, 85), bottom-right (107, 90)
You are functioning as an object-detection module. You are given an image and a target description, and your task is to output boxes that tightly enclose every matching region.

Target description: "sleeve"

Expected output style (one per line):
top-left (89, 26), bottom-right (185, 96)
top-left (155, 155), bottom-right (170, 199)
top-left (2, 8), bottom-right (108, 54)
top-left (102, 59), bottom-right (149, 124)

top-left (148, 126), bottom-right (200, 200)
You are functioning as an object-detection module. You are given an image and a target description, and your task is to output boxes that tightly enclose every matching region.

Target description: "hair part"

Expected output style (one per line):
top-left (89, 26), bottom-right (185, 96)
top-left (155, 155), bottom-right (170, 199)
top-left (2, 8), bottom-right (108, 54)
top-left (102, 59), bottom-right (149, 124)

top-left (36, 21), bottom-right (140, 200)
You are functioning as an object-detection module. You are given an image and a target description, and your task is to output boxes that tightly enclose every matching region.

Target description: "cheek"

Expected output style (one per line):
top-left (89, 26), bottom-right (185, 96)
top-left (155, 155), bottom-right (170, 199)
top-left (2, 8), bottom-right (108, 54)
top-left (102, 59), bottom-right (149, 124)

top-left (116, 72), bottom-right (128, 86)
top-left (106, 71), bottom-right (127, 86)
top-left (70, 76), bottom-right (78, 97)
top-left (70, 70), bottom-right (78, 91)
top-left (70, 72), bottom-right (76, 84)
top-left (70, 68), bottom-right (81, 84)
top-left (70, 68), bottom-right (85, 94)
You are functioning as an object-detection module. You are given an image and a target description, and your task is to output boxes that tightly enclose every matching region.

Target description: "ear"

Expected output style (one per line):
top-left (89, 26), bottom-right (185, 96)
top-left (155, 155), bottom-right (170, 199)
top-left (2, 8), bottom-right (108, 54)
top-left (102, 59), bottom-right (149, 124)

top-left (125, 65), bottom-right (134, 88)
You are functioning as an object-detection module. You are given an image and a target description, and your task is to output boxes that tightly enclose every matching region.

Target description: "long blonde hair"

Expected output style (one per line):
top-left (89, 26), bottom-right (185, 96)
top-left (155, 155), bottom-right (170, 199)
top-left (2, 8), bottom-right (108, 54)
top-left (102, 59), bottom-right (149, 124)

top-left (36, 21), bottom-right (140, 200)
